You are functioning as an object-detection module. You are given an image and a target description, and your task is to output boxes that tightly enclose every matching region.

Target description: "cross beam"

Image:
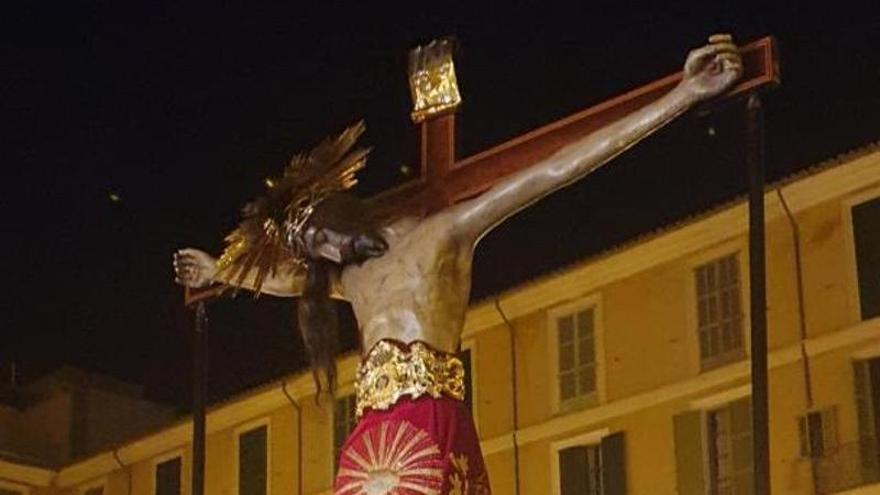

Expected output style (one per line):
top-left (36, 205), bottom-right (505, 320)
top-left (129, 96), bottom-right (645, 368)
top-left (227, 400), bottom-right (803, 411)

top-left (371, 36), bottom-right (779, 216)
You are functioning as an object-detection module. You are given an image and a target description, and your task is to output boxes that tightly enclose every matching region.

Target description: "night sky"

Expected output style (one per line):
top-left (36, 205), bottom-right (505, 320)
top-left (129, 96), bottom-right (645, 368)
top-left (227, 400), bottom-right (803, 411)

top-left (3, 2), bottom-right (879, 410)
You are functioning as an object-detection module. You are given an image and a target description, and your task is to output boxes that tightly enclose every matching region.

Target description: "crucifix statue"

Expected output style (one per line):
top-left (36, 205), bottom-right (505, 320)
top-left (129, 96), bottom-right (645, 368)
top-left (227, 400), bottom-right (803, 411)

top-left (174, 34), bottom-right (775, 494)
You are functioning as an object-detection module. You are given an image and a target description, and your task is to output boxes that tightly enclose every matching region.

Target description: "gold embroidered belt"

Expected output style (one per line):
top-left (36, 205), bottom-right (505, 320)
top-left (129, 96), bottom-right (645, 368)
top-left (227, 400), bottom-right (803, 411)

top-left (355, 340), bottom-right (465, 418)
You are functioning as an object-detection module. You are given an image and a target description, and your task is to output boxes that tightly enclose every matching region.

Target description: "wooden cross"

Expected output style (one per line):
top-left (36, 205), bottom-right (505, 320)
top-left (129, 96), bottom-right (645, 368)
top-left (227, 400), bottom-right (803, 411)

top-left (185, 36), bottom-right (778, 305)
top-left (371, 36), bottom-right (779, 217)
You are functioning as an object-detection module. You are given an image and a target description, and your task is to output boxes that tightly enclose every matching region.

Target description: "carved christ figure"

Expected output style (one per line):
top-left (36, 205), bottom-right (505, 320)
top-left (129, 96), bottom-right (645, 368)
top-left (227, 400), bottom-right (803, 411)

top-left (175, 36), bottom-right (741, 494)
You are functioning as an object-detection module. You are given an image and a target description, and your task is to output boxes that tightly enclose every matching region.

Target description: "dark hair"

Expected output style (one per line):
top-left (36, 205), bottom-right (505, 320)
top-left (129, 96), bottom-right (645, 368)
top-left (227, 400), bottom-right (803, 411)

top-left (297, 259), bottom-right (338, 399)
top-left (296, 193), bottom-right (385, 399)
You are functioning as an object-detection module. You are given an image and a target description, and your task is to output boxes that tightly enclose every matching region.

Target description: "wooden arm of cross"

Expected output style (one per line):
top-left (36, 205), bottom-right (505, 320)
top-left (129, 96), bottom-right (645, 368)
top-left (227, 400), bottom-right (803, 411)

top-left (370, 36), bottom-right (779, 217)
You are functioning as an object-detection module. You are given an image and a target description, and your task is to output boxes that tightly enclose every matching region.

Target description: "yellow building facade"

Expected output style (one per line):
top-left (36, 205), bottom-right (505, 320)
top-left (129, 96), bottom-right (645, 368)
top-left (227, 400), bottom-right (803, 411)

top-left (4, 144), bottom-right (880, 494)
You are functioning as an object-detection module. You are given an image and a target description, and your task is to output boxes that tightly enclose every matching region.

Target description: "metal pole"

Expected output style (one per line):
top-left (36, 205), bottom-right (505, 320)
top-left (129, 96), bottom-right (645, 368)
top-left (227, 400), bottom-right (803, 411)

top-left (192, 301), bottom-right (208, 495)
top-left (746, 93), bottom-right (770, 494)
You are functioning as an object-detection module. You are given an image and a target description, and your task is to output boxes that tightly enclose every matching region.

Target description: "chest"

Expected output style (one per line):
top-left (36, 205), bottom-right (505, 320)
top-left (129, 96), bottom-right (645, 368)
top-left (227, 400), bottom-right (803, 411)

top-left (340, 223), bottom-right (471, 305)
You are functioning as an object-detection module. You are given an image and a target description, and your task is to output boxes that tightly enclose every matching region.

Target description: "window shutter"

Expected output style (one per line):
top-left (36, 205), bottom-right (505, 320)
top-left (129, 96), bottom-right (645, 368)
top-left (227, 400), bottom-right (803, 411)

top-left (155, 457), bottom-right (181, 495)
top-left (821, 407), bottom-right (838, 452)
top-left (798, 415), bottom-right (809, 458)
top-left (674, 411), bottom-right (706, 495)
top-left (807, 411), bottom-right (825, 458)
top-left (239, 425), bottom-right (268, 495)
top-left (601, 431), bottom-right (627, 495)
top-left (852, 198), bottom-right (880, 319)
top-left (559, 446), bottom-right (590, 495)
top-left (854, 360), bottom-right (880, 481)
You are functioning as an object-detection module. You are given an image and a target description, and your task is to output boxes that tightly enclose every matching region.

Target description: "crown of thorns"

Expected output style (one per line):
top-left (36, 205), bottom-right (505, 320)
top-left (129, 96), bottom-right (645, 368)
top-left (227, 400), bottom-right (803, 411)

top-left (215, 121), bottom-right (370, 292)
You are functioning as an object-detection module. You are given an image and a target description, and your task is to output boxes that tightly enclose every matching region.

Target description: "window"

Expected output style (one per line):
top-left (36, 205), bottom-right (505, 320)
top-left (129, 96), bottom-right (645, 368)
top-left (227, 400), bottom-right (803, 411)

top-left (707, 399), bottom-right (754, 494)
top-left (560, 444), bottom-right (602, 495)
top-left (695, 253), bottom-right (745, 369)
top-left (810, 361), bottom-right (880, 494)
top-left (333, 394), bottom-right (358, 472)
top-left (555, 306), bottom-right (597, 406)
top-left (84, 487), bottom-right (104, 495)
top-left (674, 397), bottom-right (753, 494)
top-left (798, 407), bottom-right (838, 459)
top-left (0, 489), bottom-right (23, 495)
top-left (555, 432), bottom-right (626, 495)
top-left (155, 456), bottom-right (181, 495)
top-left (239, 424), bottom-right (268, 495)
top-left (852, 197), bottom-right (880, 319)
top-left (854, 358), bottom-right (880, 483)
top-left (458, 347), bottom-right (474, 414)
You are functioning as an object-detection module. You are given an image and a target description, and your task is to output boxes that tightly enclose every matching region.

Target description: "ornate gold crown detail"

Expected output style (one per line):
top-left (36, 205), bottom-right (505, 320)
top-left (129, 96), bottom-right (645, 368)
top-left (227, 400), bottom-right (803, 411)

top-left (408, 38), bottom-right (463, 123)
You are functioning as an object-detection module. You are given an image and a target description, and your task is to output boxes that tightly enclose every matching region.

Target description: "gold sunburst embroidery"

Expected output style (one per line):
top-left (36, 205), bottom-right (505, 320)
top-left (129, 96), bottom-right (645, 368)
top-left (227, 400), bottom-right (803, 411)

top-left (335, 420), bottom-right (444, 495)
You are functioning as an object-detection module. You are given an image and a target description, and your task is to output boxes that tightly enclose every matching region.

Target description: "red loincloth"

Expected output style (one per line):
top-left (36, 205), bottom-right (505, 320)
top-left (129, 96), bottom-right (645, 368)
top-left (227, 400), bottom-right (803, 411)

top-left (334, 340), bottom-right (490, 495)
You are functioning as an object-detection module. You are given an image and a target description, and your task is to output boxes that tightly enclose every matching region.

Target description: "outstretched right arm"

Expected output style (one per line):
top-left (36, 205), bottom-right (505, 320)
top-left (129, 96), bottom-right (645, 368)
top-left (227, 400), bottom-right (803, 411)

top-left (173, 248), bottom-right (308, 297)
top-left (447, 37), bottom-right (742, 244)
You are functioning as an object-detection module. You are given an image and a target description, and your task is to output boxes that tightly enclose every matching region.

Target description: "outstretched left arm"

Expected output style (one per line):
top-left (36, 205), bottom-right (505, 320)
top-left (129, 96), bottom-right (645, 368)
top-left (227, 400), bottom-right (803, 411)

top-left (449, 36), bottom-right (742, 244)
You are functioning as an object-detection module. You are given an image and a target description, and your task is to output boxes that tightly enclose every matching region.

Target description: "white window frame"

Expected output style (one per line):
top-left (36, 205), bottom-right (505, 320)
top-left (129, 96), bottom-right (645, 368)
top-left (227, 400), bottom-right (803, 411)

top-left (684, 240), bottom-right (751, 374)
top-left (151, 449), bottom-right (185, 495)
top-left (841, 185), bottom-right (880, 323)
top-left (460, 338), bottom-right (480, 436)
top-left (233, 416), bottom-right (272, 495)
top-left (853, 343), bottom-right (880, 361)
top-left (78, 478), bottom-right (107, 495)
top-left (549, 427), bottom-right (610, 495)
top-left (548, 293), bottom-right (605, 414)
top-left (0, 479), bottom-right (30, 495)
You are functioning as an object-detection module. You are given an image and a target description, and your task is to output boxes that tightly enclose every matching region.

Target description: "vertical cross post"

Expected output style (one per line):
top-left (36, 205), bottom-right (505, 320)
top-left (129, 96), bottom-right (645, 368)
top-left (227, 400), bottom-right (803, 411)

top-left (405, 37), bottom-right (462, 212)
top-left (746, 93), bottom-right (770, 494)
top-left (420, 113), bottom-right (456, 210)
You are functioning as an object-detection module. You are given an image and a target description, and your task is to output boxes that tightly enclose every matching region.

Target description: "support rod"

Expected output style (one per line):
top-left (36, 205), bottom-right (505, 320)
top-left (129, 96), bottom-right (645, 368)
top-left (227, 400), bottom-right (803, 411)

top-left (192, 301), bottom-right (208, 495)
top-left (746, 93), bottom-right (770, 494)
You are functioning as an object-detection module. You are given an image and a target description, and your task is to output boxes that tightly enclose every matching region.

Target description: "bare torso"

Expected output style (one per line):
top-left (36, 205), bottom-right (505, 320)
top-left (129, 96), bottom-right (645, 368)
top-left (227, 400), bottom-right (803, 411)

top-left (341, 212), bottom-right (473, 354)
